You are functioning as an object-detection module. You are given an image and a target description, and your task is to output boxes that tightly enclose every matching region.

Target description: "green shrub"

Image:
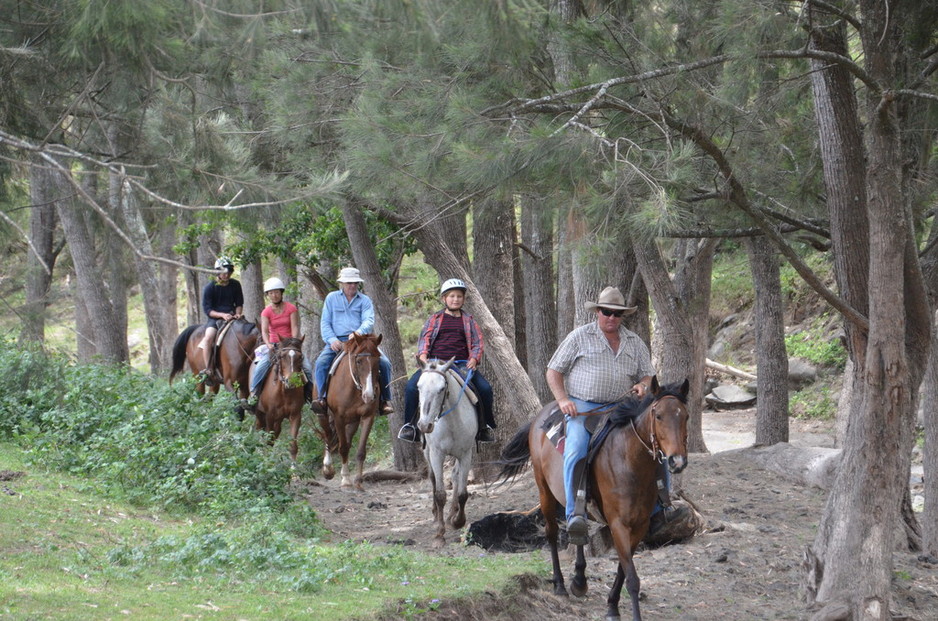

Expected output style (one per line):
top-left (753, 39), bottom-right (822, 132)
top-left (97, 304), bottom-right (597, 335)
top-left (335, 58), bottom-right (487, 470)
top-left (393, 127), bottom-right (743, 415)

top-left (785, 314), bottom-right (846, 370)
top-left (790, 384), bottom-right (837, 421)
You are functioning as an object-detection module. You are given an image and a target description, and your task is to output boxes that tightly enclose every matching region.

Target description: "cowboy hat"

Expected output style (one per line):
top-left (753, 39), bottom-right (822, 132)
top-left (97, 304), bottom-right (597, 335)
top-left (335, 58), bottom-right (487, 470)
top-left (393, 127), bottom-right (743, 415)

top-left (584, 286), bottom-right (637, 314)
top-left (336, 267), bottom-right (364, 283)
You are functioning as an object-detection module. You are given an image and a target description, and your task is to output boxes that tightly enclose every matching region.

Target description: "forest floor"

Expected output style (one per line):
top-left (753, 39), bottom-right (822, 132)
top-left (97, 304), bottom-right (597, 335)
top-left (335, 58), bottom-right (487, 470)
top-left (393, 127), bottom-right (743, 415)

top-left (296, 408), bottom-right (938, 621)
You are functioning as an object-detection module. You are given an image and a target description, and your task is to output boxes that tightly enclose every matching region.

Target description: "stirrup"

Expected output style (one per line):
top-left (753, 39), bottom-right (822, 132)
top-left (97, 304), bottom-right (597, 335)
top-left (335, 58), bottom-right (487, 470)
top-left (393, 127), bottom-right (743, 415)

top-left (397, 423), bottom-right (419, 443)
top-left (475, 426), bottom-right (496, 443)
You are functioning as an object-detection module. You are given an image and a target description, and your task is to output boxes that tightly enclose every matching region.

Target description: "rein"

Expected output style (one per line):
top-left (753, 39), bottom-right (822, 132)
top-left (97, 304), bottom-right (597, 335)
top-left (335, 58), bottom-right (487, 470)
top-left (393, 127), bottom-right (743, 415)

top-left (629, 395), bottom-right (681, 463)
top-left (425, 364), bottom-right (473, 421)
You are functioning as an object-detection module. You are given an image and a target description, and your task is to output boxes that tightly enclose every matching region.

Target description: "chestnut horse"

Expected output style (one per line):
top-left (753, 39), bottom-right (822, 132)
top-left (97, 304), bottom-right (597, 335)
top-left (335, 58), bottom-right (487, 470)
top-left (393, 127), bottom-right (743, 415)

top-left (316, 333), bottom-right (383, 490)
top-left (498, 377), bottom-right (689, 621)
top-left (254, 337), bottom-right (305, 461)
top-left (170, 319), bottom-right (259, 405)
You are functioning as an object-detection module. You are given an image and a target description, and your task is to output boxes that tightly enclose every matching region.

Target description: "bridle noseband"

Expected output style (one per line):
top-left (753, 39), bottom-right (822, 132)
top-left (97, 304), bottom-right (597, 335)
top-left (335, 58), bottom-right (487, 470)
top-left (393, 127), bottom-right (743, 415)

top-left (630, 395), bottom-right (683, 463)
top-left (346, 347), bottom-right (378, 393)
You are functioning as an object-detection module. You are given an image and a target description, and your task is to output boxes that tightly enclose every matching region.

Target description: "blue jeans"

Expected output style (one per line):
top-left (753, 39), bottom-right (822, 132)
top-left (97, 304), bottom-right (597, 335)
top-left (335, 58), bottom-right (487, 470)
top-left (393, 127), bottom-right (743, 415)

top-left (250, 347), bottom-right (313, 394)
top-left (314, 344), bottom-right (392, 402)
top-left (562, 397), bottom-right (668, 520)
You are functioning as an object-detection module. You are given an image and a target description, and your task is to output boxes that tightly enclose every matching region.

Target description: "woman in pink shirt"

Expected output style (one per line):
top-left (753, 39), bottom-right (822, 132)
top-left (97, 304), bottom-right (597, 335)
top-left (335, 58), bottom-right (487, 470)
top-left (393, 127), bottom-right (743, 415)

top-left (243, 277), bottom-right (313, 407)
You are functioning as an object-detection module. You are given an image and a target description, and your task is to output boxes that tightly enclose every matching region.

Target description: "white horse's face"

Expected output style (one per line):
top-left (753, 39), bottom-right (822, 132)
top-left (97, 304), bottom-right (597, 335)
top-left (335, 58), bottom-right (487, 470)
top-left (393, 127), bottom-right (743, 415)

top-left (417, 370), bottom-right (448, 435)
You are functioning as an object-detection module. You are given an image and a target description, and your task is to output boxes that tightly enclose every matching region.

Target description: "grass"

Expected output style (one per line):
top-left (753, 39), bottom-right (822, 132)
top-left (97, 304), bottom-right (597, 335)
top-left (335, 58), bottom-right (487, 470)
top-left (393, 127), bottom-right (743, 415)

top-left (0, 441), bottom-right (545, 620)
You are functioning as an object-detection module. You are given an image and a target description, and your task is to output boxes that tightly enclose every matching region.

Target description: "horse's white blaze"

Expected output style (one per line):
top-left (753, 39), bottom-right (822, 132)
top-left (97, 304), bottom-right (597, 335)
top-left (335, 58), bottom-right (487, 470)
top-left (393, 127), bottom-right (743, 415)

top-left (361, 367), bottom-right (376, 403)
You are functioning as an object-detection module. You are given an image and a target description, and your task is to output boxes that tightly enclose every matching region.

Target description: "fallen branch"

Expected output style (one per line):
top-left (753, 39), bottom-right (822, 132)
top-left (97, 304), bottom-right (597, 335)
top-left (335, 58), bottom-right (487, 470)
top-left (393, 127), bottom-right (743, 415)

top-left (706, 358), bottom-right (757, 381)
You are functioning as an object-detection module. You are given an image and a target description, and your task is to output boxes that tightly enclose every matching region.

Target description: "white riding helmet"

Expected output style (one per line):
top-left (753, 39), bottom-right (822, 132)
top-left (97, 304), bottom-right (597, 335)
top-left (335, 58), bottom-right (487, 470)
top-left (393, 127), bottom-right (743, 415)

top-left (440, 278), bottom-right (467, 296)
top-left (263, 277), bottom-right (286, 293)
top-left (214, 256), bottom-right (235, 272)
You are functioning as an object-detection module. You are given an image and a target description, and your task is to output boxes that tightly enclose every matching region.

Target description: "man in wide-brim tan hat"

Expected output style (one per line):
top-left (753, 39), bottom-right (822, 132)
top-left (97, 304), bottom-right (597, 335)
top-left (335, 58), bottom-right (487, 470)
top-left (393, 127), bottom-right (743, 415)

top-left (545, 284), bottom-right (674, 545)
top-left (583, 286), bottom-right (638, 315)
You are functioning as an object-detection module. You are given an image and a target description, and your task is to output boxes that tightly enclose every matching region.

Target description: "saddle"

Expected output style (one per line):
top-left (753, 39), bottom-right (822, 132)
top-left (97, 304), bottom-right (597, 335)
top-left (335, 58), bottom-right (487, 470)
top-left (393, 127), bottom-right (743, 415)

top-left (205, 320), bottom-right (236, 383)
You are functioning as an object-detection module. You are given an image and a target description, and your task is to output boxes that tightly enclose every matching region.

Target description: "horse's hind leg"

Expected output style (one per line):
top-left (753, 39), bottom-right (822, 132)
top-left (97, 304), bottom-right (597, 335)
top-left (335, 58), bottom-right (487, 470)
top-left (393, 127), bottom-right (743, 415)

top-left (605, 563), bottom-right (625, 621)
top-left (537, 484), bottom-right (568, 596)
top-left (289, 412), bottom-right (301, 463)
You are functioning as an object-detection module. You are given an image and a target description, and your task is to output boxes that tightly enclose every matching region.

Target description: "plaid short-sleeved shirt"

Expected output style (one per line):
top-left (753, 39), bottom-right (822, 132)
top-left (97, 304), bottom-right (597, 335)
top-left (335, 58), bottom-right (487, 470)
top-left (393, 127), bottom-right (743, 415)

top-left (547, 322), bottom-right (655, 403)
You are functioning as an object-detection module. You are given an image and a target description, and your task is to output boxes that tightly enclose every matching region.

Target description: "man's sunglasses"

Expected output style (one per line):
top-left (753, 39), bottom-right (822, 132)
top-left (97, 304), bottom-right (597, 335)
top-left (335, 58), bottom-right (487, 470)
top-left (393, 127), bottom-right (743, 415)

top-left (599, 308), bottom-right (625, 318)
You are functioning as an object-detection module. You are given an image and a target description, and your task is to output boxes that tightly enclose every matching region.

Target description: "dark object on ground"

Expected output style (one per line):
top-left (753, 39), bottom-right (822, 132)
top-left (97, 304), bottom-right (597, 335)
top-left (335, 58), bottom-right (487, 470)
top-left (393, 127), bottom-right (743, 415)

top-left (467, 509), bottom-right (551, 552)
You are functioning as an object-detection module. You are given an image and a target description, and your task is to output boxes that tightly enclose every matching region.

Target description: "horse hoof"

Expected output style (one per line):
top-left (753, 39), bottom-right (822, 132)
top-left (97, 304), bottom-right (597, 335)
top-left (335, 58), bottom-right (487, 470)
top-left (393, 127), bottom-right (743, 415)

top-left (553, 586), bottom-right (568, 597)
top-left (571, 578), bottom-right (588, 598)
top-left (432, 537), bottom-right (445, 549)
top-left (604, 614), bottom-right (621, 621)
top-left (322, 468), bottom-right (335, 480)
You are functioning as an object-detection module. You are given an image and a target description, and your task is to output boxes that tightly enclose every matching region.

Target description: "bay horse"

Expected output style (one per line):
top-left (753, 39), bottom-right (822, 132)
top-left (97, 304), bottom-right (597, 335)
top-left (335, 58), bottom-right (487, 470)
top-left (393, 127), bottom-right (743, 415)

top-left (416, 358), bottom-right (478, 548)
top-left (315, 333), bottom-right (383, 490)
top-left (254, 337), bottom-right (305, 462)
top-left (169, 319), bottom-right (259, 404)
top-left (498, 377), bottom-right (689, 621)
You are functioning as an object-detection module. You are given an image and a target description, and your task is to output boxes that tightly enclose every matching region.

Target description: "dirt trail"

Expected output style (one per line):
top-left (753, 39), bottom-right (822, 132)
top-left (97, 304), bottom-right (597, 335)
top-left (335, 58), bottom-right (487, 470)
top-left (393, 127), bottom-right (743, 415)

top-left (299, 410), bottom-right (938, 620)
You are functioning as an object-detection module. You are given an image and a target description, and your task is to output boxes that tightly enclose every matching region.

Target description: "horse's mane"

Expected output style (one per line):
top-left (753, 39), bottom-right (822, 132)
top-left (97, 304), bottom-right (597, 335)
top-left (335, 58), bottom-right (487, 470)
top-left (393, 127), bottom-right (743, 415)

top-left (608, 380), bottom-right (688, 428)
top-left (234, 318), bottom-right (258, 335)
top-left (347, 333), bottom-right (379, 353)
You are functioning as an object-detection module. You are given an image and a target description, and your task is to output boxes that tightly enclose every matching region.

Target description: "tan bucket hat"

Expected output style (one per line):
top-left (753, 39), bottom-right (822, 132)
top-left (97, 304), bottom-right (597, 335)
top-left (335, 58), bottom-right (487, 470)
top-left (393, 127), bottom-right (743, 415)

top-left (584, 286), bottom-right (637, 314)
top-left (336, 267), bottom-right (364, 283)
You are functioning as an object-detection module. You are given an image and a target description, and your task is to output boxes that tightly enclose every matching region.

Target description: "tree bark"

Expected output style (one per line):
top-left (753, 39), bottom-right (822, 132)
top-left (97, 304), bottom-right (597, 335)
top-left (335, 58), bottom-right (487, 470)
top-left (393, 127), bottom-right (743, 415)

top-left (804, 3), bottom-right (933, 615)
top-left (54, 162), bottom-right (126, 363)
top-left (745, 237), bottom-right (789, 445)
top-left (520, 198), bottom-right (556, 403)
top-left (633, 236), bottom-right (708, 453)
top-left (340, 199), bottom-right (418, 471)
top-left (20, 159), bottom-right (58, 345)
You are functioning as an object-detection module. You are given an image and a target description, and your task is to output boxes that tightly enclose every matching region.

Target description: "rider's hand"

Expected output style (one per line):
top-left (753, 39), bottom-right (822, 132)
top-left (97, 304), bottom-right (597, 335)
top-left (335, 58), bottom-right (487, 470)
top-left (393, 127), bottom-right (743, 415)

top-left (558, 396), bottom-right (576, 417)
top-left (631, 382), bottom-right (648, 398)
top-left (330, 340), bottom-right (343, 352)
top-left (466, 358), bottom-right (477, 370)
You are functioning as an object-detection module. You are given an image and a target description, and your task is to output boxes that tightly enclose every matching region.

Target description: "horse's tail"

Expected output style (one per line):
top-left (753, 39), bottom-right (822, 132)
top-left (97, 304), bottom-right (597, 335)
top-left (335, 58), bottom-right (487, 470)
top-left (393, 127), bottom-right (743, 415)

top-left (169, 325), bottom-right (200, 383)
top-left (495, 422), bottom-right (532, 485)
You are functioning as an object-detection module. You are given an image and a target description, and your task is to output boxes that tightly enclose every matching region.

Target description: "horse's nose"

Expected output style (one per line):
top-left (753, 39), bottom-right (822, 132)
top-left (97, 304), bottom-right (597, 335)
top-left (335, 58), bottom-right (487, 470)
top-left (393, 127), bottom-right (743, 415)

top-left (668, 454), bottom-right (687, 474)
top-left (418, 422), bottom-right (434, 435)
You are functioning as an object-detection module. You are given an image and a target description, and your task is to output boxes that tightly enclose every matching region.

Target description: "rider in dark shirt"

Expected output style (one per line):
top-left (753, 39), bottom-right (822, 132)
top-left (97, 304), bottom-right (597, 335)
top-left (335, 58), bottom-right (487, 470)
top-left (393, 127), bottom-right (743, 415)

top-left (196, 257), bottom-right (244, 379)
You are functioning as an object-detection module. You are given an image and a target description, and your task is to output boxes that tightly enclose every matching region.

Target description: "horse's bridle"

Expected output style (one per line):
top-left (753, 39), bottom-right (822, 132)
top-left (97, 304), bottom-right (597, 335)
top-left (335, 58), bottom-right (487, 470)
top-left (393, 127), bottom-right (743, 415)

top-left (346, 349), bottom-right (378, 393)
top-left (630, 395), bottom-right (683, 463)
top-left (275, 344), bottom-right (303, 387)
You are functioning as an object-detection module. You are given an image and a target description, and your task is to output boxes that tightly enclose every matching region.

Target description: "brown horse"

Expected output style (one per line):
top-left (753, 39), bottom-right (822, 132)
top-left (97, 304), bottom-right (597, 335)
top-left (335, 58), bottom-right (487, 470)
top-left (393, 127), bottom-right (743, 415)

top-left (169, 319), bottom-right (259, 406)
top-left (316, 333), bottom-right (383, 490)
top-left (498, 377), bottom-right (689, 621)
top-left (254, 337), bottom-right (305, 461)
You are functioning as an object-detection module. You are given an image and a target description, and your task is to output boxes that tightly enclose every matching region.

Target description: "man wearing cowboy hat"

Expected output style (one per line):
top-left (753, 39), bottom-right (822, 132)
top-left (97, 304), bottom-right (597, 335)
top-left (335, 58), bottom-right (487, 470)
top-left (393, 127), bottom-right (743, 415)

top-left (546, 286), bottom-right (655, 545)
top-left (312, 266), bottom-right (393, 415)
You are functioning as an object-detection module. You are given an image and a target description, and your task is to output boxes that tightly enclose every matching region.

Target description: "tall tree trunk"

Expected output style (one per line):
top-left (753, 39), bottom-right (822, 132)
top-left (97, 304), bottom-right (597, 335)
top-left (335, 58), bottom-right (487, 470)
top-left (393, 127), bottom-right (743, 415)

top-left (104, 173), bottom-right (130, 363)
top-left (520, 199), bottom-right (556, 403)
top-left (922, 313), bottom-right (938, 557)
top-left (473, 198), bottom-right (516, 346)
top-left (804, 3), bottom-right (933, 615)
top-left (114, 175), bottom-right (175, 374)
top-left (633, 237), bottom-right (707, 453)
top-left (340, 200), bottom-right (418, 471)
top-left (53, 163), bottom-right (126, 363)
top-left (20, 159), bottom-right (57, 345)
top-left (240, 261), bottom-right (264, 322)
top-left (746, 237), bottom-right (789, 445)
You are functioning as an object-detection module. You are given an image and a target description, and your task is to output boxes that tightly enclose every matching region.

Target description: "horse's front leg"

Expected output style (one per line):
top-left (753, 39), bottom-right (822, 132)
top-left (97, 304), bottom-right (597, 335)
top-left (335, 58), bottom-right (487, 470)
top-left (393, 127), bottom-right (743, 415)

top-left (339, 418), bottom-right (361, 489)
top-left (289, 411), bottom-right (301, 463)
top-left (570, 542), bottom-right (588, 598)
top-left (447, 450), bottom-right (471, 530)
top-left (318, 412), bottom-right (336, 480)
top-left (607, 522), bottom-right (640, 621)
top-left (428, 449), bottom-right (447, 548)
top-left (350, 416), bottom-right (374, 491)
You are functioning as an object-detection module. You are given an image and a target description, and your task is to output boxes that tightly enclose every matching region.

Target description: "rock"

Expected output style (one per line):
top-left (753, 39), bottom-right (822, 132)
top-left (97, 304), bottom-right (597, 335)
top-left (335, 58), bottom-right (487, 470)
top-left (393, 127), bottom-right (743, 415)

top-left (788, 358), bottom-right (818, 388)
top-left (705, 384), bottom-right (757, 408)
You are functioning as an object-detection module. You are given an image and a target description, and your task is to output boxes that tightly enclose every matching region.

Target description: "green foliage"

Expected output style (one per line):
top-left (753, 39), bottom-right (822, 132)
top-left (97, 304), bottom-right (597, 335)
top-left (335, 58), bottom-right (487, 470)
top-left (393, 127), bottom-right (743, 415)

top-left (0, 337), bottom-right (308, 526)
top-left (785, 314), bottom-right (846, 370)
top-left (789, 383), bottom-right (837, 421)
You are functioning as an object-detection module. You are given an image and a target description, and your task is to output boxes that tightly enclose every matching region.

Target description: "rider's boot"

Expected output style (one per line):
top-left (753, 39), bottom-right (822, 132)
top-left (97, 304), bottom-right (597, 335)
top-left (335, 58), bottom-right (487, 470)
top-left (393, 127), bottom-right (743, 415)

top-left (648, 461), bottom-right (686, 534)
top-left (379, 400), bottom-right (393, 415)
top-left (475, 408), bottom-right (495, 443)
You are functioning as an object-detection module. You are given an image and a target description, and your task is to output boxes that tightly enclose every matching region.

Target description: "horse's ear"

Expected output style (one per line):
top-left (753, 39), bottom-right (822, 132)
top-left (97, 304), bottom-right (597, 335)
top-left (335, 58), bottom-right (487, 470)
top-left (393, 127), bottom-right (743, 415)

top-left (650, 375), bottom-right (660, 394)
top-left (679, 378), bottom-right (690, 398)
top-left (375, 333), bottom-right (382, 346)
top-left (299, 334), bottom-right (305, 343)
top-left (440, 357), bottom-right (455, 373)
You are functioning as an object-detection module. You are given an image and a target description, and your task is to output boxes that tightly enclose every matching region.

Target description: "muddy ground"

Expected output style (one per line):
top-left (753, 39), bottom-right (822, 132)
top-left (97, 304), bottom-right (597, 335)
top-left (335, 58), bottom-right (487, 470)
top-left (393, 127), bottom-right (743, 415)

top-left (298, 410), bottom-right (938, 620)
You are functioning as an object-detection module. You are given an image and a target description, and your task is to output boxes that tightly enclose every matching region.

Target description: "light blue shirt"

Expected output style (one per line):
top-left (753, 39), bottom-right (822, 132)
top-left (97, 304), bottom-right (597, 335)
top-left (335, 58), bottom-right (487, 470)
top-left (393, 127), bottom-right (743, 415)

top-left (320, 290), bottom-right (375, 346)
